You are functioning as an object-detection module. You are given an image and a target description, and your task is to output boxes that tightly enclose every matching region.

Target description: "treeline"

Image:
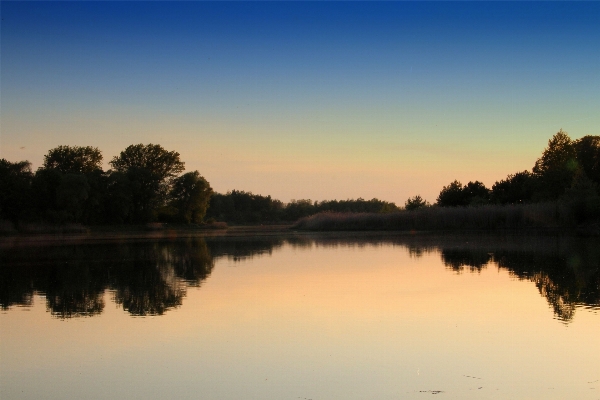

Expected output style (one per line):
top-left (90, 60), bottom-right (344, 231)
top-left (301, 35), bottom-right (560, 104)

top-left (1, 130), bottom-right (598, 229)
top-left (405, 130), bottom-right (600, 224)
top-left (1, 144), bottom-right (212, 226)
top-left (0, 144), bottom-right (399, 228)
top-left (205, 192), bottom-right (398, 224)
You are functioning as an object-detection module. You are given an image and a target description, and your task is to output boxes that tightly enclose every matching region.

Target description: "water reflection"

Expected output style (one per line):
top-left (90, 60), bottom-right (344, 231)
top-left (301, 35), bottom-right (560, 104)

top-left (0, 238), bottom-right (214, 317)
top-left (436, 236), bottom-right (600, 322)
top-left (1, 234), bottom-right (598, 321)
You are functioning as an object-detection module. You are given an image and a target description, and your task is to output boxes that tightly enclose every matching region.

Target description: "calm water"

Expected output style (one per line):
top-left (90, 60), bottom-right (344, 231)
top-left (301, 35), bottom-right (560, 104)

top-left (1, 233), bottom-right (599, 399)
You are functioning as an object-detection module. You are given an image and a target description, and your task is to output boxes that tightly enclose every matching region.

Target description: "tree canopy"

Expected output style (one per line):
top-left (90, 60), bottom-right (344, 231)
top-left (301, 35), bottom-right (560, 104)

top-left (169, 171), bottom-right (213, 223)
top-left (404, 195), bottom-right (429, 211)
top-left (109, 144), bottom-right (185, 182)
top-left (43, 145), bottom-right (103, 174)
top-left (532, 129), bottom-right (579, 200)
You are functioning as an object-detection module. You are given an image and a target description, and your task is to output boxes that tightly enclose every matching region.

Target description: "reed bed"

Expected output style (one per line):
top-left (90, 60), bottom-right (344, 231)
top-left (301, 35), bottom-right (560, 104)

top-left (293, 202), bottom-right (566, 231)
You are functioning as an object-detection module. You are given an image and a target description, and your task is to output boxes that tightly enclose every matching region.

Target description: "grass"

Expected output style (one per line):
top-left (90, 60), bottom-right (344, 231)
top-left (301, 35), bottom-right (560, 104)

top-left (293, 202), bottom-right (571, 232)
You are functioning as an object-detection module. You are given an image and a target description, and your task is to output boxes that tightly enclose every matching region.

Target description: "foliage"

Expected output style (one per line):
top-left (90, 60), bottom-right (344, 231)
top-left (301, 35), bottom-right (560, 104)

top-left (206, 190), bottom-right (284, 224)
top-left (31, 167), bottom-right (63, 221)
top-left (436, 180), bottom-right (466, 206)
top-left (205, 193), bottom-right (399, 224)
top-left (109, 144), bottom-right (186, 223)
top-left (559, 172), bottom-right (600, 224)
top-left (491, 171), bottom-right (536, 204)
top-left (315, 198), bottom-right (399, 214)
top-left (109, 144), bottom-right (185, 182)
top-left (404, 195), bottom-right (429, 211)
top-left (2, 132), bottom-right (599, 229)
top-left (169, 171), bottom-right (213, 223)
top-left (573, 135), bottom-right (600, 185)
top-left (463, 181), bottom-right (491, 205)
top-left (0, 159), bottom-right (34, 223)
top-left (532, 129), bottom-right (579, 200)
top-left (55, 173), bottom-right (91, 223)
top-left (104, 171), bottom-right (133, 224)
top-left (43, 145), bottom-right (103, 174)
top-left (294, 202), bottom-right (564, 232)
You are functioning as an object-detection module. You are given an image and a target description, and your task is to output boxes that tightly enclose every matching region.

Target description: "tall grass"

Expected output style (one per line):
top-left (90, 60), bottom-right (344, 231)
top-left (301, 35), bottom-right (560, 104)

top-left (293, 202), bottom-right (568, 231)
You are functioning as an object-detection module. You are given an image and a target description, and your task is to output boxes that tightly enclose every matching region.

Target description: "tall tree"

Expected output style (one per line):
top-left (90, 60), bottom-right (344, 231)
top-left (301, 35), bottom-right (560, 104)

top-left (109, 144), bottom-right (185, 223)
top-left (43, 145), bottom-right (103, 174)
top-left (532, 129), bottom-right (578, 200)
top-left (169, 171), bottom-right (213, 223)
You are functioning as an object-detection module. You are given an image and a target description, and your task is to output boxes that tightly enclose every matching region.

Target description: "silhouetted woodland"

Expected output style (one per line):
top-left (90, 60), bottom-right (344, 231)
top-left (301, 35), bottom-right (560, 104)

top-left (1, 130), bottom-right (599, 229)
top-left (297, 130), bottom-right (600, 231)
top-left (432, 131), bottom-right (600, 222)
top-left (0, 144), bottom-right (398, 228)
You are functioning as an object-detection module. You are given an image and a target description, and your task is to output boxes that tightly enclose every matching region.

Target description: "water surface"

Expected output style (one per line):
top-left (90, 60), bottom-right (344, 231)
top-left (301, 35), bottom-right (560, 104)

top-left (1, 233), bottom-right (598, 399)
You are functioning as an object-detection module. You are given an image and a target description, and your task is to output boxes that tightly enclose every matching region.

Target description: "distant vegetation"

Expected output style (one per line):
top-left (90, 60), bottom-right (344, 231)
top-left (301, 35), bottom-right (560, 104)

top-left (205, 192), bottom-right (398, 224)
top-left (296, 130), bottom-right (600, 232)
top-left (1, 130), bottom-right (599, 232)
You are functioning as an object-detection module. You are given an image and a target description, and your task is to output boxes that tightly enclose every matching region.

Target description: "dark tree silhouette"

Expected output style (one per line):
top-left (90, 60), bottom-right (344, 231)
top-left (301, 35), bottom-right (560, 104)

top-left (463, 181), bottom-right (491, 205)
top-left (437, 180), bottom-right (466, 207)
top-left (169, 171), bottom-right (213, 223)
top-left (532, 129), bottom-right (578, 200)
top-left (109, 144), bottom-right (184, 182)
top-left (404, 195), bottom-right (429, 211)
top-left (43, 145), bottom-right (103, 174)
top-left (573, 135), bottom-right (600, 185)
top-left (491, 171), bottom-right (536, 204)
top-left (109, 144), bottom-right (186, 223)
top-left (0, 159), bottom-right (34, 223)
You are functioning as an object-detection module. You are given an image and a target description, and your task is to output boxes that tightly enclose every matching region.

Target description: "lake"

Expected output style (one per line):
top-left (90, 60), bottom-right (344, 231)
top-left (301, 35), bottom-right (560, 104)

top-left (1, 232), bottom-right (598, 399)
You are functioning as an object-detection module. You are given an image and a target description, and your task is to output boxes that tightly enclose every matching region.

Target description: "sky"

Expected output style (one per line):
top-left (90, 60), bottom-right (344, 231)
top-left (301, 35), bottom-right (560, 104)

top-left (1, 2), bottom-right (599, 204)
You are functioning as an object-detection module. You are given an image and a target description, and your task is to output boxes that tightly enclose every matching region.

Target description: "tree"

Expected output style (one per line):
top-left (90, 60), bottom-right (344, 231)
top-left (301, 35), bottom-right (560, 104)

top-left (532, 129), bottom-right (578, 200)
top-left (43, 145), bottom-right (103, 174)
top-left (573, 135), bottom-right (600, 186)
top-left (109, 144), bottom-right (185, 223)
top-left (169, 171), bottom-right (213, 223)
top-left (55, 174), bottom-right (91, 223)
top-left (404, 195), bottom-right (429, 211)
top-left (560, 171), bottom-right (600, 224)
top-left (437, 180), bottom-right (466, 207)
top-left (124, 167), bottom-right (162, 223)
top-left (109, 144), bottom-right (184, 182)
top-left (491, 171), bottom-right (536, 204)
top-left (104, 171), bottom-right (133, 224)
top-left (31, 167), bottom-right (63, 221)
top-left (0, 159), bottom-right (34, 223)
top-left (463, 181), bottom-right (490, 205)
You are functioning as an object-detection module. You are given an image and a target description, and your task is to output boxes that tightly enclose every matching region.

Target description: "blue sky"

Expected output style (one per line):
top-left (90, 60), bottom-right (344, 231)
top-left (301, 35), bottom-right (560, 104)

top-left (2, 2), bottom-right (599, 204)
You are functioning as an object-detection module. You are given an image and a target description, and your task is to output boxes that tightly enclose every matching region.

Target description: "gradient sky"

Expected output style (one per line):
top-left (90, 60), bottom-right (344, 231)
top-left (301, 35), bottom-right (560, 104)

top-left (2, 2), bottom-right (599, 204)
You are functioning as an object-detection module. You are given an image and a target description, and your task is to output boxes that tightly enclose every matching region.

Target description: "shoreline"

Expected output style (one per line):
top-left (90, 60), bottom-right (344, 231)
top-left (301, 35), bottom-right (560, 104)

top-left (1, 224), bottom-right (593, 249)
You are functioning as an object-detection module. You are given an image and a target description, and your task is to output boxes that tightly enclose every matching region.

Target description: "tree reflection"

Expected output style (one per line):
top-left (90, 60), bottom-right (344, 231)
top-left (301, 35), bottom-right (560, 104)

top-left (110, 239), bottom-right (214, 316)
top-left (0, 237), bottom-right (216, 318)
top-left (435, 236), bottom-right (600, 322)
top-left (441, 249), bottom-right (492, 272)
top-left (1, 234), bottom-right (598, 322)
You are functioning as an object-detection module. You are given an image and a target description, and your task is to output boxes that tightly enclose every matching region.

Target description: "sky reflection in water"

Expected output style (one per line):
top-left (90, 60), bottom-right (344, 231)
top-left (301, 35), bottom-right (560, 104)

top-left (1, 234), bottom-right (599, 399)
